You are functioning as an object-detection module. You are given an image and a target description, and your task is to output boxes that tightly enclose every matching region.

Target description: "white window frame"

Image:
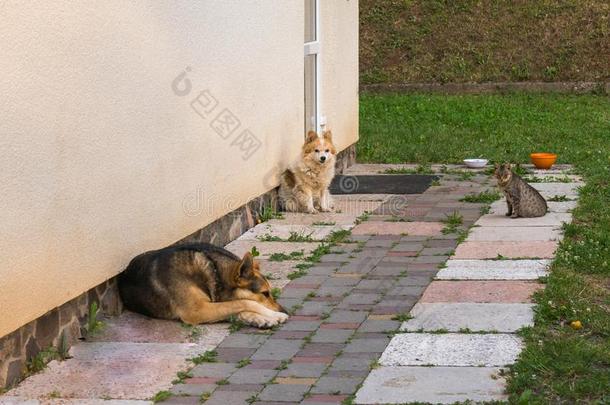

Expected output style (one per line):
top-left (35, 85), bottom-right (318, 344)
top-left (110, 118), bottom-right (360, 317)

top-left (304, 0), bottom-right (321, 133)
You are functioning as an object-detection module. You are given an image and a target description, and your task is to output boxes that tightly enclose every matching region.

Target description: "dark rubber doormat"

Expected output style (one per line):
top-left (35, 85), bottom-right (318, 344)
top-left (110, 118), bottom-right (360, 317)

top-left (330, 174), bottom-right (439, 194)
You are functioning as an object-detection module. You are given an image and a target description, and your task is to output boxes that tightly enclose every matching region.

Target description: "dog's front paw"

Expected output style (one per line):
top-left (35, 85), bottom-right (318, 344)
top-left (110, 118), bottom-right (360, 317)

top-left (274, 311), bottom-right (289, 324)
top-left (237, 311), bottom-right (275, 328)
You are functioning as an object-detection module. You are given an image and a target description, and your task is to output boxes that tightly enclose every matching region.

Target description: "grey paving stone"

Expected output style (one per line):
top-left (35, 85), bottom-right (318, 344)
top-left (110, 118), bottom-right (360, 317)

top-left (402, 303), bottom-right (535, 332)
top-left (420, 247), bottom-right (454, 256)
top-left (413, 255), bottom-right (449, 264)
top-left (322, 276), bottom-right (361, 287)
top-left (317, 285), bottom-right (353, 297)
top-left (385, 285), bottom-right (425, 297)
top-left (357, 320), bottom-right (400, 333)
top-left (191, 362), bottom-right (237, 378)
top-left (294, 301), bottom-right (334, 316)
top-left (354, 366), bottom-right (506, 404)
top-left (204, 390), bottom-right (256, 405)
top-left (311, 329), bottom-right (354, 343)
top-left (251, 339), bottom-right (303, 361)
top-left (380, 333), bottom-right (522, 367)
top-left (297, 343), bottom-right (345, 357)
top-left (278, 362), bottom-right (328, 378)
top-left (279, 320), bottom-right (321, 332)
top-left (170, 383), bottom-right (216, 396)
top-left (219, 333), bottom-right (269, 349)
top-left (328, 357), bottom-right (374, 372)
top-left (311, 376), bottom-right (363, 394)
top-left (281, 288), bottom-right (317, 299)
top-left (327, 310), bottom-right (368, 324)
top-left (228, 367), bottom-right (278, 384)
top-left (340, 293), bottom-right (382, 305)
top-left (344, 338), bottom-right (390, 353)
top-left (257, 383), bottom-right (310, 402)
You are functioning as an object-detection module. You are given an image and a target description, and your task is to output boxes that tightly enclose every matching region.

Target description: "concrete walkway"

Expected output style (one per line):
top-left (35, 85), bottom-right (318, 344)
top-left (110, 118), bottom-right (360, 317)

top-left (0, 164), bottom-right (580, 405)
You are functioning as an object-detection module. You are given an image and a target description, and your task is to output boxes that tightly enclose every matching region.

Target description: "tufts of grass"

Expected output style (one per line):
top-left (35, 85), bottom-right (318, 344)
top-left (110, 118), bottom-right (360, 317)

top-left (189, 350), bottom-right (217, 364)
top-left (258, 205), bottom-right (283, 222)
top-left (461, 191), bottom-right (501, 204)
top-left (86, 301), bottom-right (104, 336)
top-left (548, 194), bottom-right (572, 202)
top-left (151, 390), bottom-right (172, 403)
top-left (326, 229), bottom-right (351, 244)
top-left (442, 211), bottom-right (463, 234)
top-left (268, 250), bottom-right (304, 262)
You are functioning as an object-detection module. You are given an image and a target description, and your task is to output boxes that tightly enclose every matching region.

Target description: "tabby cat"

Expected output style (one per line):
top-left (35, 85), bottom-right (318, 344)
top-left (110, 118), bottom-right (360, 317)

top-left (494, 163), bottom-right (547, 218)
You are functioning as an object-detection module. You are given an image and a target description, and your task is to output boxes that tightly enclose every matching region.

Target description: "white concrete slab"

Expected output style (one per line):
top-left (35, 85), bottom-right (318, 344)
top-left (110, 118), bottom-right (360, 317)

top-left (6, 342), bottom-right (204, 400)
top-left (532, 183), bottom-right (581, 198)
top-left (355, 366), bottom-right (507, 404)
top-left (476, 212), bottom-right (572, 227)
top-left (380, 333), bottom-right (522, 367)
top-left (402, 303), bottom-right (535, 332)
top-left (490, 200), bottom-right (577, 215)
top-left (0, 399), bottom-right (150, 405)
top-left (224, 240), bottom-right (319, 259)
top-left (467, 226), bottom-right (561, 241)
top-left (437, 259), bottom-right (550, 280)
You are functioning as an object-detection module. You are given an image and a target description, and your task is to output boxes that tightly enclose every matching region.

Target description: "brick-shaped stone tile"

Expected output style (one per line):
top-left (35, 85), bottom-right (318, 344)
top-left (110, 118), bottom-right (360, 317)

top-left (204, 390), bottom-right (258, 405)
top-left (278, 362), bottom-right (328, 378)
top-left (303, 394), bottom-right (349, 403)
top-left (297, 343), bottom-right (344, 357)
top-left (421, 280), bottom-right (543, 303)
top-left (311, 376), bottom-right (363, 394)
top-left (344, 338), bottom-right (389, 353)
top-left (380, 333), bottom-right (522, 366)
top-left (218, 333), bottom-right (269, 349)
top-left (454, 241), bottom-right (557, 259)
top-left (170, 383), bottom-right (216, 396)
top-left (215, 383), bottom-right (264, 392)
top-left (279, 320), bottom-right (322, 332)
top-left (191, 363), bottom-right (237, 378)
top-left (326, 310), bottom-right (368, 324)
top-left (228, 367), bottom-right (278, 384)
top-left (257, 383), bottom-right (310, 402)
top-left (358, 320), bottom-right (400, 333)
top-left (271, 330), bottom-right (311, 340)
top-left (251, 339), bottom-right (302, 360)
top-left (216, 348), bottom-right (257, 363)
top-left (245, 360), bottom-right (282, 369)
top-left (275, 377), bottom-right (317, 385)
top-left (292, 356), bottom-right (334, 364)
top-left (311, 329), bottom-right (354, 343)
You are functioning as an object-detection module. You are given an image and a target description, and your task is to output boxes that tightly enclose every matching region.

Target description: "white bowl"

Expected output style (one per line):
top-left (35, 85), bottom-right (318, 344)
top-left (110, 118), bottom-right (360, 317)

top-left (463, 159), bottom-right (488, 168)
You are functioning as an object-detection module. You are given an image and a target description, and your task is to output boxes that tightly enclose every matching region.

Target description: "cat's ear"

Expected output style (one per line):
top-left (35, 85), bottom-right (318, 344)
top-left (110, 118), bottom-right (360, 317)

top-left (494, 163), bottom-right (500, 169)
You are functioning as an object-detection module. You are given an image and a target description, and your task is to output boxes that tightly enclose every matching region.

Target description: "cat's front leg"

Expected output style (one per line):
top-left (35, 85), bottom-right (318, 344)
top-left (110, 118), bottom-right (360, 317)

top-left (510, 197), bottom-right (520, 218)
top-left (506, 200), bottom-right (513, 217)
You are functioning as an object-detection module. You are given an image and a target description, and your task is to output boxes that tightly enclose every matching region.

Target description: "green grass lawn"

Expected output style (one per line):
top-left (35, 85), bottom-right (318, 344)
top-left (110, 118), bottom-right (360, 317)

top-left (359, 92), bottom-right (610, 404)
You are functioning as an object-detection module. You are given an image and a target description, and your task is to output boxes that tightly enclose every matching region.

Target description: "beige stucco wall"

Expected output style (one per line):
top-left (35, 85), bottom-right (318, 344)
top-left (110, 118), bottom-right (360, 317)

top-left (0, 0), bottom-right (358, 338)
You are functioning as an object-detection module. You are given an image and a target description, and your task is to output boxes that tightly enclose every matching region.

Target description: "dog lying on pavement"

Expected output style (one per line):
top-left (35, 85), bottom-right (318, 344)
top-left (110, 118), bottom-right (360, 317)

top-left (118, 243), bottom-right (288, 328)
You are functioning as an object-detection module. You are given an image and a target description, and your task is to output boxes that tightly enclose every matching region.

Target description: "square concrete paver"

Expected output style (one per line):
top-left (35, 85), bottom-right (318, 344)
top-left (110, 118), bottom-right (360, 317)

top-left (237, 223), bottom-right (349, 242)
top-left (466, 226), bottom-right (561, 241)
top-left (6, 342), bottom-right (204, 400)
top-left (436, 259), bottom-right (550, 280)
top-left (224, 240), bottom-right (319, 259)
top-left (355, 366), bottom-right (506, 404)
top-left (476, 212), bottom-right (572, 227)
top-left (421, 281), bottom-right (542, 303)
top-left (352, 222), bottom-right (444, 236)
top-left (402, 302), bottom-right (535, 332)
top-left (379, 333), bottom-right (522, 366)
top-left (532, 183), bottom-right (580, 198)
top-left (453, 241), bottom-right (557, 259)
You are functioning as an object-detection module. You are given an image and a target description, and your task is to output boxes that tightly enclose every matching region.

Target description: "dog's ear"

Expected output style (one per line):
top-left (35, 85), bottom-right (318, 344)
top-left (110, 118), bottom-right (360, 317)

top-left (322, 130), bottom-right (332, 141)
top-left (232, 252), bottom-right (254, 284)
top-left (305, 131), bottom-right (318, 144)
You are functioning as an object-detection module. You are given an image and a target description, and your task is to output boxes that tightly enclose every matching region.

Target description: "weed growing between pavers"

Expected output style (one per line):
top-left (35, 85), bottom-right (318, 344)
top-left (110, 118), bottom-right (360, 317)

top-left (548, 194), bottom-right (573, 202)
top-left (189, 349), bottom-right (217, 364)
top-left (236, 358), bottom-right (251, 368)
top-left (442, 211), bottom-right (464, 235)
top-left (360, 92), bottom-right (610, 403)
top-left (172, 370), bottom-right (193, 384)
top-left (258, 205), bottom-right (284, 222)
top-left (151, 390), bottom-right (172, 403)
top-left (86, 301), bottom-right (105, 337)
top-left (382, 163), bottom-right (433, 174)
top-left (268, 250), bottom-right (305, 262)
top-left (460, 190), bottom-right (501, 204)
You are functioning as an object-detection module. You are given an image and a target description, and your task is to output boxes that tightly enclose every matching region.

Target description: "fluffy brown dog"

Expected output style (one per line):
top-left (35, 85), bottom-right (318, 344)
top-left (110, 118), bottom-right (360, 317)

top-left (279, 130), bottom-right (337, 213)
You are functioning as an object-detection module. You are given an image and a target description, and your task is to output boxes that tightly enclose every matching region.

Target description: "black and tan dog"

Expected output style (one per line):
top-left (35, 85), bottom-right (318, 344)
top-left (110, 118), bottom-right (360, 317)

top-left (118, 243), bottom-right (288, 328)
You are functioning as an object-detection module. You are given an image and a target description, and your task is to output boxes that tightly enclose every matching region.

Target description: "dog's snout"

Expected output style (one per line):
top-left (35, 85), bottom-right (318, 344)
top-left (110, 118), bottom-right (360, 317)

top-left (320, 156), bottom-right (326, 162)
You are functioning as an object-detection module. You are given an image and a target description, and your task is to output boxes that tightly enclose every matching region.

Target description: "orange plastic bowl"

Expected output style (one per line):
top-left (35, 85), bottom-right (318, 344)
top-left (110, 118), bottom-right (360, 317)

top-left (530, 153), bottom-right (557, 170)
